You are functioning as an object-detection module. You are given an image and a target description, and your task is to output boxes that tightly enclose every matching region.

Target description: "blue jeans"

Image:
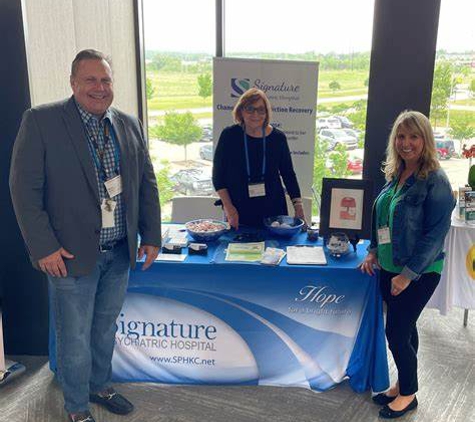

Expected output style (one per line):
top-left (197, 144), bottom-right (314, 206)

top-left (48, 241), bottom-right (130, 413)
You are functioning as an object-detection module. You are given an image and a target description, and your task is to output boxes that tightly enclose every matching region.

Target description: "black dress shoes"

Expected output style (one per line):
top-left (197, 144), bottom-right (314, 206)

top-left (379, 396), bottom-right (418, 419)
top-left (372, 393), bottom-right (397, 406)
top-left (90, 388), bottom-right (134, 415)
top-left (68, 411), bottom-right (96, 422)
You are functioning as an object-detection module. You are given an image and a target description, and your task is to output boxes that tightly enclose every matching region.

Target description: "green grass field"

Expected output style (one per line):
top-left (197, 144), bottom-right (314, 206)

top-left (146, 69), bottom-right (474, 128)
top-left (447, 110), bottom-right (475, 128)
top-left (148, 96), bottom-right (212, 110)
top-left (453, 98), bottom-right (475, 106)
top-left (146, 69), bottom-right (369, 111)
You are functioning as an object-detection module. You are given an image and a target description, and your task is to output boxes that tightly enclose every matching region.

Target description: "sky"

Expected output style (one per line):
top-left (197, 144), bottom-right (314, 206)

top-left (143, 0), bottom-right (474, 54)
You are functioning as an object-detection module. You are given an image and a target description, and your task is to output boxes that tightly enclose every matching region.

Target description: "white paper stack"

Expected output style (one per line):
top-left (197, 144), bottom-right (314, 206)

top-left (155, 254), bottom-right (187, 262)
top-left (286, 246), bottom-right (327, 265)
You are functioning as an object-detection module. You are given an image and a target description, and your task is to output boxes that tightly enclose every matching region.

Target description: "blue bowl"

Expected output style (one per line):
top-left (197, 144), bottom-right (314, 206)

top-left (263, 215), bottom-right (304, 238)
top-left (185, 219), bottom-right (228, 242)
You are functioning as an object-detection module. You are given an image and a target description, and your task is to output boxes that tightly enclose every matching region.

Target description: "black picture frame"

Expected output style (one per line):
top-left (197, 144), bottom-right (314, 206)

top-left (319, 178), bottom-right (374, 240)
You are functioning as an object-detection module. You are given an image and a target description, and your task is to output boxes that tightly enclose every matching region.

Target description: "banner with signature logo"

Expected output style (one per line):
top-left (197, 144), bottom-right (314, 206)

top-left (112, 260), bottom-right (389, 393)
top-left (213, 58), bottom-right (318, 197)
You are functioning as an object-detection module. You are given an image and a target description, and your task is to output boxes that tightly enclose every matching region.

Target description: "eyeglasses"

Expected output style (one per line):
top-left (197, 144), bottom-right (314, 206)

top-left (243, 105), bottom-right (266, 115)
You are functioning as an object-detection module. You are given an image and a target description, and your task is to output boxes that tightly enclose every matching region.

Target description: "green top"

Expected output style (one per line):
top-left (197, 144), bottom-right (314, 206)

top-left (376, 182), bottom-right (443, 274)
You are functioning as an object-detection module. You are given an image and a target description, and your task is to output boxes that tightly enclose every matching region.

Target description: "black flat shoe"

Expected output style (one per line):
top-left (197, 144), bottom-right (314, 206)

top-left (379, 396), bottom-right (418, 419)
top-left (90, 388), bottom-right (134, 415)
top-left (372, 393), bottom-right (397, 406)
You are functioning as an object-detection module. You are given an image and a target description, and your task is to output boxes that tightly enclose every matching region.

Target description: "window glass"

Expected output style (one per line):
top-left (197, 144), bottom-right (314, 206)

top-left (143, 0), bottom-right (375, 220)
top-left (225, 0), bottom-right (375, 214)
top-left (431, 0), bottom-right (475, 191)
top-left (143, 0), bottom-right (215, 221)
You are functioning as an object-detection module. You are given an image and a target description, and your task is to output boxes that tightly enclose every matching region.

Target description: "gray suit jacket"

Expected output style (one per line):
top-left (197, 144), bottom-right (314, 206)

top-left (10, 97), bottom-right (161, 276)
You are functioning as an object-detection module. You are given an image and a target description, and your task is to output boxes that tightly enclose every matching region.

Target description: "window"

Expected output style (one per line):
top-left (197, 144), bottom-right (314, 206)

top-left (143, 0), bottom-right (375, 219)
top-left (225, 0), bottom-right (375, 213)
top-left (431, 0), bottom-right (475, 190)
top-left (143, 0), bottom-right (216, 220)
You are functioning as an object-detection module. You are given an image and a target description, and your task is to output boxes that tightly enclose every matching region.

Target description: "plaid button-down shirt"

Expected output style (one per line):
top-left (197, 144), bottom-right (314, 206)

top-left (75, 101), bottom-right (126, 245)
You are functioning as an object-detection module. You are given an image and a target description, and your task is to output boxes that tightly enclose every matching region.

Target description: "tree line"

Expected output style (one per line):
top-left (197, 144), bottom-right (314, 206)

top-left (145, 51), bottom-right (372, 73)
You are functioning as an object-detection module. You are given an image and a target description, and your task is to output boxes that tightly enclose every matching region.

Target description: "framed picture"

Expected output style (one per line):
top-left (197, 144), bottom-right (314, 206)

top-left (319, 178), bottom-right (374, 239)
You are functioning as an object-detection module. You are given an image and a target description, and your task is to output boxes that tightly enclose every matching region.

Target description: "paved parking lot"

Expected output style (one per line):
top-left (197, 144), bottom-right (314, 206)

top-left (150, 139), bottom-right (469, 190)
top-left (439, 157), bottom-right (471, 190)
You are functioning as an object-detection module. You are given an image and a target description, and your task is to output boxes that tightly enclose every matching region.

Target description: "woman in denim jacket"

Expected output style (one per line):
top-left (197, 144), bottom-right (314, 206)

top-left (360, 110), bottom-right (455, 419)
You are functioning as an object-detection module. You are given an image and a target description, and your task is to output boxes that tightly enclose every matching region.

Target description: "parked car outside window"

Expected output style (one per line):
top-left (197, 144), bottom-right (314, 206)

top-left (436, 145), bottom-right (449, 160)
top-left (341, 128), bottom-right (359, 142)
top-left (326, 151), bottom-right (363, 174)
top-left (316, 117), bottom-right (342, 130)
top-left (325, 150), bottom-right (363, 174)
top-left (199, 144), bottom-right (213, 161)
top-left (199, 124), bottom-right (213, 142)
top-left (347, 156), bottom-right (363, 173)
top-left (170, 168), bottom-right (214, 196)
top-left (334, 115), bottom-right (354, 128)
top-left (319, 129), bottom-right (358, 150)
top-left (434, 132), bottom-right (456, 158)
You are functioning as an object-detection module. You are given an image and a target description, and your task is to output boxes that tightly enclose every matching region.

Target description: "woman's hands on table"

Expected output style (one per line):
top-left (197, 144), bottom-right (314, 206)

top-left (224, 204), bottom-right (239, 230)
top-left (294, 203), bottom-right (307, 228)
top-left (359, 252), bottom-right (380, 276)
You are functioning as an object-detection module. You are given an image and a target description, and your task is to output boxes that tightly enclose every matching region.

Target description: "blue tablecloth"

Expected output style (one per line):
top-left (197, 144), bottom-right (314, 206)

top-left (110, 230), bottom-right (389, 393)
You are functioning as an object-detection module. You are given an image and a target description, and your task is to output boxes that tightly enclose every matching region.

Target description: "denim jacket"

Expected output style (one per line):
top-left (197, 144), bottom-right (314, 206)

top-left (369, 168), bottom-right (455, 280)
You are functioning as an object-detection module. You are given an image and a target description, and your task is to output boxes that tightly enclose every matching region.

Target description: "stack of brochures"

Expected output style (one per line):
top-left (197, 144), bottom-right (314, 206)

top-left (261, 247), bottom-right (286, 266)
top-left (155, 254), bottom-right (187, 262)
top-left (465, 190), bottom-right (475, 224)
top-left (458, 186), bottom-right (471, 220)
top-left (286, 246), bottom-right (327, 265)
top-left (225, 242), bottom-right (265, 262)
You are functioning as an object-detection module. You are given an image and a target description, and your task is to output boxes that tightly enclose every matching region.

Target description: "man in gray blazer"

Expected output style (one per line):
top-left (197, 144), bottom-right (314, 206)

top-left (10, 49), bottom-right (161, 422)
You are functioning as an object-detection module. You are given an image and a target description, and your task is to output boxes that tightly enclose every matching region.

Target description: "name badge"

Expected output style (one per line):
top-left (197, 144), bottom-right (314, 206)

top-left (104, 175), bottom-right (122, 198)
top-left (101, 199), bottom-right (116, 228)
top-left (248, 182), bottom-right (266, 198)
top-left (377, 226), bottom-right (391, 245)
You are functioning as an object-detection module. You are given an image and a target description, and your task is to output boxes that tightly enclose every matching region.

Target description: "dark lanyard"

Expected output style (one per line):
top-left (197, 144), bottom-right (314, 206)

top-left (243, 128), bottom-right (266, 183)
top-left (88, 122), bottom-right (120, 182)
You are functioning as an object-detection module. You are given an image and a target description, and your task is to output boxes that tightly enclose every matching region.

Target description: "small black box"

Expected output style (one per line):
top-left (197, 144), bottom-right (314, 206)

top-left (188, 243), bottom-right (208, 255)
top-left (162, 243), bottom-right (182, 254)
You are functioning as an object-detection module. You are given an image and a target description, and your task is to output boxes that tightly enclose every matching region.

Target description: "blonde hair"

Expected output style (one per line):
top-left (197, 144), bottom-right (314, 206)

top-left (384, 110), bottom-right (440, 181)
top-left (232, 88), bottom-right (272, 128)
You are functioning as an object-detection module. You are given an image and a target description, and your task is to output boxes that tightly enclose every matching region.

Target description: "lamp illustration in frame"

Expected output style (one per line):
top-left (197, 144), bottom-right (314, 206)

top-left (339, 196), bottom-right (357, 221)
top-left (319, 178), bottom-right (373, 253)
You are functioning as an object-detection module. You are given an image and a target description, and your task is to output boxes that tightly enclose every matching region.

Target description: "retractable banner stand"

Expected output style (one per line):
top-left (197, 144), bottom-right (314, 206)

top-left (213, 58), bottom-right (319, 198)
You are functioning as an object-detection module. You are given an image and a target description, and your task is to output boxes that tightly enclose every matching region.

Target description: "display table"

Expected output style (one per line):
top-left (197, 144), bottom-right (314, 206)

top-left (427, 214), bottom-right (475, 325)
top-left (109, 230), bottom-right (389, 393)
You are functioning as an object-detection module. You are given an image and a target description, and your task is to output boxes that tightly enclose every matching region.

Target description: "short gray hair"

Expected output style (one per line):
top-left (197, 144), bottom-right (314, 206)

top-left (71, 49), bottom-right (112, 77)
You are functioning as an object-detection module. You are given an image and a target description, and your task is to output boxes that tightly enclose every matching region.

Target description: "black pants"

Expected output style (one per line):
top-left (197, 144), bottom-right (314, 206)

top-left (380, 269), bottom-right (440, 395)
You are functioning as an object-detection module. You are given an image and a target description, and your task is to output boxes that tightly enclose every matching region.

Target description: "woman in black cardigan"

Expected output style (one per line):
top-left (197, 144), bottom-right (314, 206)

top-left (212, 88), bottom-right (305, 229)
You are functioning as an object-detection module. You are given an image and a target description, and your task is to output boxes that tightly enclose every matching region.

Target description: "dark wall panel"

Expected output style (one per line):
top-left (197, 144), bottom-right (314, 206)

top-left (364, 0), bottom-right (441, 195)
top-left (0, 0), bottom-right (49, 355)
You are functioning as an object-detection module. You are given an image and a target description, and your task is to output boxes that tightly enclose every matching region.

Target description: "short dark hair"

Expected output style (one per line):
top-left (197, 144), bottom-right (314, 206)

top-left (71, 49), bottom-right (112, 77)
